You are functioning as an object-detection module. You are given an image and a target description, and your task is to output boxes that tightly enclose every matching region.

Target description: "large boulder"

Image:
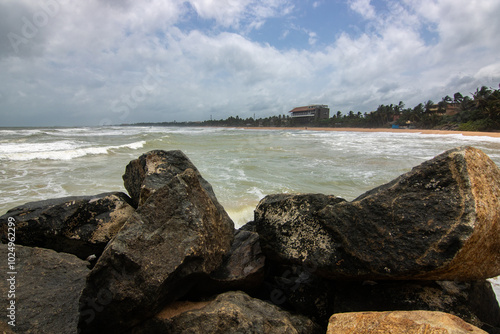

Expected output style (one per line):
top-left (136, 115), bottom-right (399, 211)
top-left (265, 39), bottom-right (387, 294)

top-left (123, 149), bottom-right (219, 208)
top-left (0, 192), bottom-right (134, 261)
top-left (327, 311), bottom-right (487, 334)
top-left (130, 291), bottom-right (322, 334)
top-left (78, 168), bottom-right (234, 333)
top-left (255, 147), bottom-right (500, 280)
top-left (0, 245), bottom-right (89, 334)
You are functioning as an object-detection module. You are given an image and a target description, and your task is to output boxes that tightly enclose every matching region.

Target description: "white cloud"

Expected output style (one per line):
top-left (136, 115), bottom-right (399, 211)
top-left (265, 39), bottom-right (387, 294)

top-left (187, 0), bottom-right (293, 30)
top-left (308, 31), bottom-right (317, 46)
top-left (348, 0), bottom-right (376, 19)
top-left (0, 0), bottom-right (499, 125)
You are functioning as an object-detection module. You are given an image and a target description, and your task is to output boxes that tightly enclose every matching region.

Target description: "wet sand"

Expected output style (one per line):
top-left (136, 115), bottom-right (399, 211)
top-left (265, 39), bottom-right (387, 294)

top-left (238, 127), bottom-right (500, 138)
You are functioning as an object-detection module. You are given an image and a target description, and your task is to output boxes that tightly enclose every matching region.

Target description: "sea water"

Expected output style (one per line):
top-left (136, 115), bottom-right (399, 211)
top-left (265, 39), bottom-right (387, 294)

top-left (1, 126), bottom-right (499, 301)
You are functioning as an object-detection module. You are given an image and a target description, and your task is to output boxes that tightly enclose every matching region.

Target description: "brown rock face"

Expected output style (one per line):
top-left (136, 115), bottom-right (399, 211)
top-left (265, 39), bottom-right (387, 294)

top-left (255, 147), bottom-right (500, 280)
top-left (78, 169), bottom-right (234, 333)
top-left (327, 311), bottom-right (487, 334)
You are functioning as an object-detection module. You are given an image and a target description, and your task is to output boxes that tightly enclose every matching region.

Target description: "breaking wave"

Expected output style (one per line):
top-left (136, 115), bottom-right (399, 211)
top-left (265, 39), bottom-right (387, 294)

top-left (0, 140), bottom-right (146, 161)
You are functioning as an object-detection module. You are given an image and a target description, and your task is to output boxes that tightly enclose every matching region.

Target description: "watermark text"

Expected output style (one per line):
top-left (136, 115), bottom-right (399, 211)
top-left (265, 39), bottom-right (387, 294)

top-left (6, 217), bottom-right (16, 327)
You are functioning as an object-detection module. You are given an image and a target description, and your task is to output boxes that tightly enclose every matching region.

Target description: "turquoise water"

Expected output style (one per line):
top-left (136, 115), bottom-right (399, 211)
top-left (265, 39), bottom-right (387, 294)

top-left (1, 126), bottom-right (500, 299)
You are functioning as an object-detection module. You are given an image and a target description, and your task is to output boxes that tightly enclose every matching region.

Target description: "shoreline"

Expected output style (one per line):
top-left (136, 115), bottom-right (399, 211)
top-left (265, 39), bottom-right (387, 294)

top-left (235, 126), bottom-right (500, 138)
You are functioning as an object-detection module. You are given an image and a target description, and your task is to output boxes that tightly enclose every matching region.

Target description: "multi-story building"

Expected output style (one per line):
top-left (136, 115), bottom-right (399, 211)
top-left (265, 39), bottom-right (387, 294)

top-left (289, 105), bottom-right (330, 122)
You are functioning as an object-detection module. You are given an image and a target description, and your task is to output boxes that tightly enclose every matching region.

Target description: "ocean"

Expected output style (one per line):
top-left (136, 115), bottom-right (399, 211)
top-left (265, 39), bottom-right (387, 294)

top-left (1, 126), bottom-right (499, 300)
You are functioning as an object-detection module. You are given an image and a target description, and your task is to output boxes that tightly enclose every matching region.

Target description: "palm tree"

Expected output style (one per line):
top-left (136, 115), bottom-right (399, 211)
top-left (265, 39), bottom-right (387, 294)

top-left (424, 100), bottom-right (434, 114)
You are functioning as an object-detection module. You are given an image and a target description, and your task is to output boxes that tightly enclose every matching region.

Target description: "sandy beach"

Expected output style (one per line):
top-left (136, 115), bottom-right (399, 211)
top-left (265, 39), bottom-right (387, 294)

top-left (239, 127), bottom-right (500, 138)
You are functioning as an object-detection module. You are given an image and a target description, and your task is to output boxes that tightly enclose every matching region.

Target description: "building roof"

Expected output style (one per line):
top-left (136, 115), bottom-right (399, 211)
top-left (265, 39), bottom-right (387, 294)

top-left (289, 106), bottom-right (312, 113)
top-left (289, 105), bottom-right (328, 113)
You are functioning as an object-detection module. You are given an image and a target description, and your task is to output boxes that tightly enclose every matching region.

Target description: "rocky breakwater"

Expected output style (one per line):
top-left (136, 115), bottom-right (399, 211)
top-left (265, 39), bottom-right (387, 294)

top-left (0, 147), bottom-right (499, 333)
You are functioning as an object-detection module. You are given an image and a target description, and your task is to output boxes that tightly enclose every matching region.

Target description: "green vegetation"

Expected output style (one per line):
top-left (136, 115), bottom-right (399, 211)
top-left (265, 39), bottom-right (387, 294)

top-left (127, 84), bottom-right (500, 131)
top-left (323, 85), bottom-right (500, 131)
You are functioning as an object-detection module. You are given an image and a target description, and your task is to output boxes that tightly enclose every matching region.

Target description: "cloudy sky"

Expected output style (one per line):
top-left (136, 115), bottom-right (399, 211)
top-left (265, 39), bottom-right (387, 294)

top-left (1, 0), bottom-right (499, 126)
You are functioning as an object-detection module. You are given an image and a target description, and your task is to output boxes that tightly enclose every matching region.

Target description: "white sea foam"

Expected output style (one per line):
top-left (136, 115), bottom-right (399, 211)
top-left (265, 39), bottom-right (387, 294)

top-left (226, 204), bottom-right (256, 228)
top-left (489, 276), bottom-right (500, 306)
top-left (0, 140), bottom-right (146, 161)
top-left (0, 141), bottom-right (78, 154)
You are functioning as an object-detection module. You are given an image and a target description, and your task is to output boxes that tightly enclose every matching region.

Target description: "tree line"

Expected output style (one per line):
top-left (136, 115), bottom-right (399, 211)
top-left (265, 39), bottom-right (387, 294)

top-left (127, 84), bottom-right (500, 131)
top-left (326, 85), bottom-right (500, 131)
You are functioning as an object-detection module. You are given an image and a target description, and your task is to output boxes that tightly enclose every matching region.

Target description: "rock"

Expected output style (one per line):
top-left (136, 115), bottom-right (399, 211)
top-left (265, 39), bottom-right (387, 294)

top-left (255, 147), bottom-right (500, 280)
top-left (129, 291), bottom-right (322, 334)
top-left (0, 321), bottom-right (15, 334)
top-left (122, 149), bottom-right (219, 208)
top-left (254, 193), bottom-right (346, 265)
top-left (199, 229), bottom-right (265, 294)
top-left (239, 220), bottom-right (257, 232)
top-left (327, 310), bottom-right (487, 334)
top-left (78, 169), bottom-right (234, 334)
top-left (332, 280), bottom-right (500, 331)
top-left (0, 192), bottom-right (135, 261)
top-left (0, 245), bottom-right (89, 334)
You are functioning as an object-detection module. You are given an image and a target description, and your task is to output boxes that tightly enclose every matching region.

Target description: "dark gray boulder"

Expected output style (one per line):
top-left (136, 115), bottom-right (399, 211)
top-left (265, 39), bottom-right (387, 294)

top-left (0, 192), bottom-right (134, 261)
top-left (78, 168), bottom-right (234, 333)
top-left (255, 147), bottom-right (500, 280)
top-left (129, 291), bottom-right (322, 334)
top-left (0, 245), bottom-right (89, 334)
top-left (122, 149), bottom-right (219, 208)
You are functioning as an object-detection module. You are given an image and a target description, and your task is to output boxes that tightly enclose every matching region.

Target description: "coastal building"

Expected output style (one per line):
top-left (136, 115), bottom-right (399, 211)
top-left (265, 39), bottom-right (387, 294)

top-left (289, 105), bottom-right (330, 123)
top-left (429, 103), bottom-right (461, 116)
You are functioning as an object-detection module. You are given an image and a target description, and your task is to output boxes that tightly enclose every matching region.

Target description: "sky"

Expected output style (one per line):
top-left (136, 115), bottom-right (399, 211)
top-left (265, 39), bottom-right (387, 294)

top-left (0, 0), bottom-right (499, 126)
